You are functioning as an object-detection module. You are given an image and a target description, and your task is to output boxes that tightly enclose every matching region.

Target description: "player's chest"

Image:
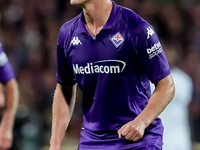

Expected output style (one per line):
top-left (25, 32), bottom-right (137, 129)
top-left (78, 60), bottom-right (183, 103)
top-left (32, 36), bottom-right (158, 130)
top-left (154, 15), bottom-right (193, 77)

top-left (66, 31), bottom-right (135, 66)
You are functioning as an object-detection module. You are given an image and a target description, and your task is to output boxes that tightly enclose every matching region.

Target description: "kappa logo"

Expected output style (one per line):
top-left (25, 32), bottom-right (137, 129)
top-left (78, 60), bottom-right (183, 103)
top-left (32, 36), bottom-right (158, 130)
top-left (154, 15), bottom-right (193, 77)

top-left (110, 32), bottom-right (125, 48)
top-left (70, 36), bottom-right (82, 46)
top-left (147, 27), bottom-right (155, 39)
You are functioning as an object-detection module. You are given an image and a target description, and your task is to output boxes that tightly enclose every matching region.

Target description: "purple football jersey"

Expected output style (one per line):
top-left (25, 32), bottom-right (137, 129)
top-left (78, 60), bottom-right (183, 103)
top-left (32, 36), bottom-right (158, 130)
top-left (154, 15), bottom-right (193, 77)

top-left (56, 2), bottom-right (170, 150)
top-left (0, 43), bottom-right (15, 84)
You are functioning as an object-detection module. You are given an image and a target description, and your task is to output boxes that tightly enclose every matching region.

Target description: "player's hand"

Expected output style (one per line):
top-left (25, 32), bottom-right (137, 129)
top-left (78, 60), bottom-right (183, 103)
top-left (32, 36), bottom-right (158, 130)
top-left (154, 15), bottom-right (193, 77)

top-left (0, 127), bottom-right (13, 150)
top-left (117, 119), bottom-right (147, 142)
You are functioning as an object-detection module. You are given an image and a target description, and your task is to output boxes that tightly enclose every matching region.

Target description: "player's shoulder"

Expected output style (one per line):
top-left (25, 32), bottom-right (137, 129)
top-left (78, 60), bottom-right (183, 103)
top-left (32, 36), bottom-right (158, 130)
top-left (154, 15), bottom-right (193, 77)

top-left (61, 13), bottom-right (81, 31)
top-left (58, 13), bottom-right (82, 40)
top-left (120, 6), bottom-right (153, 36)
top-left (121, 7), bottom-right (148, 26)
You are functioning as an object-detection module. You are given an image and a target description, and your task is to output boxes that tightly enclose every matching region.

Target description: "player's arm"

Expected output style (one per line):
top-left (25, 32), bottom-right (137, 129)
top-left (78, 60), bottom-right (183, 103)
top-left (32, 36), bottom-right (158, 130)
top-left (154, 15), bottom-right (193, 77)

top-left (0, 79), bottom-right (19, 149)
top-left (118, 74), bottom-right (175, 141)
top-left (49, 83), bottom-right (77, 150)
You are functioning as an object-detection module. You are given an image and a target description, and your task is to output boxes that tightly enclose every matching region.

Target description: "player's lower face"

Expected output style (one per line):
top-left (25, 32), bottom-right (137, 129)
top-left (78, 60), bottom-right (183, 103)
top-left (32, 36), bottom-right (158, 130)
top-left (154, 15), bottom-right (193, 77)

top-left (70, 0), bottom-right (89, 5)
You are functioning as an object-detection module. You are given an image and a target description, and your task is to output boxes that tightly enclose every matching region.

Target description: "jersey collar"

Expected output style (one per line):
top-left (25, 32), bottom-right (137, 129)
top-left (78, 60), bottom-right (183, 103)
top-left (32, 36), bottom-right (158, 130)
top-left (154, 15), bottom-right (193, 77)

top-left (78, 1), bottom-right (120, 34)
top-left (102, 1), bottom-right (119, 30)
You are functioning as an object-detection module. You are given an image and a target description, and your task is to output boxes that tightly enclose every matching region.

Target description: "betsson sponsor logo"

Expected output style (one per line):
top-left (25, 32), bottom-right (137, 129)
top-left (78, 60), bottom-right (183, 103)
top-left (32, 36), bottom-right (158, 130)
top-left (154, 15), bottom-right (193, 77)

top-left (146, 42), bottom-right (163, 59)
top-left (73, 60), bottom-right (126, 74)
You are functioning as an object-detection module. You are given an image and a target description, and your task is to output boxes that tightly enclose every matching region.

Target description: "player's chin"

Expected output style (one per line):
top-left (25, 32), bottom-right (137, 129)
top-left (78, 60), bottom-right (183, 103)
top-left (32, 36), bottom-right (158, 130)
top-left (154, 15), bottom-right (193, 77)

top-left (70, 0), bottom-right (89, 6)
top-left (70, 0), bottom-right (76, 5)
top-left (70, 0), bottom-right (81, 5)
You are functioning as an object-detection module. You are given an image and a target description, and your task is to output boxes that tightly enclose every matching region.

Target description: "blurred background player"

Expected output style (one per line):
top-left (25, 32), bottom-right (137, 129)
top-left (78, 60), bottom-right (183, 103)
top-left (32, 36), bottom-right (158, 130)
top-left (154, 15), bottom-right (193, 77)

top-left (0, 43), bottom-right (19, 150)
top-left (151, 42), bottom-right (193, 150)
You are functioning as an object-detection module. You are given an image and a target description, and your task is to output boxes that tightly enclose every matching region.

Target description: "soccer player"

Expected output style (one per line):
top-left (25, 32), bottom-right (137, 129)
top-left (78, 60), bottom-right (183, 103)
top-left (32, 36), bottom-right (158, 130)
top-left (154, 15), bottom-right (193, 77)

top-left (49, 0), bottom-right (175, 150)
top-left (0, 43), bottom-right (19, 150)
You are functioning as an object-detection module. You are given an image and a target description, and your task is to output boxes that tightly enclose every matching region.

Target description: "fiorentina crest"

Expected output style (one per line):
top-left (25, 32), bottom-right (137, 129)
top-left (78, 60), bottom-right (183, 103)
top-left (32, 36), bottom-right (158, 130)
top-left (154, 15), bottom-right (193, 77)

top-left (110, 32), bottom-right (125, 48)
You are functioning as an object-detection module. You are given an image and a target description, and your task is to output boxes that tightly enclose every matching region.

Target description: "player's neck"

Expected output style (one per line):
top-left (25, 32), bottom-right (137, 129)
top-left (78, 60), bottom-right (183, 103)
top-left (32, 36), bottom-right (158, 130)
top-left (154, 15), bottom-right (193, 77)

top-left (83, 0), bottom-right (113, 37)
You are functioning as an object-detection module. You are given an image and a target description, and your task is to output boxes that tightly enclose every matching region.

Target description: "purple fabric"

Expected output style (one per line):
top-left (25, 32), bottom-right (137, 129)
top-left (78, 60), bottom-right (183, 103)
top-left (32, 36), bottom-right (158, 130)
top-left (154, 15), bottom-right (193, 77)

top-left (128, 146), bottom-right (160, 150)
top-left (0, 45), bottom-right (15, 84)
top-left (56, 1), bottom-right (170, 149)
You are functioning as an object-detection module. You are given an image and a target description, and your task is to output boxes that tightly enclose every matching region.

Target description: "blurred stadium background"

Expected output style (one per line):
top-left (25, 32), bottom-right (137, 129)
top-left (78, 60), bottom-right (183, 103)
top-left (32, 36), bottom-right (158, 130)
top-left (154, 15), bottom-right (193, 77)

top-left (0, 0), bottom-right (200, 149)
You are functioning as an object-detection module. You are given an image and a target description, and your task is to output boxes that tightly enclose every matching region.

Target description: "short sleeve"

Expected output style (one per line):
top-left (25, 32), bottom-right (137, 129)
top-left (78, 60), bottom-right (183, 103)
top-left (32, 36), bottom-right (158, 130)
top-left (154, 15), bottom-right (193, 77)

top-left (136, 23), bottom-right (170, 83)
top-left (56, 30), bottom-right (77, 86)
top-left (0, 46), bottom-right (15, 84)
